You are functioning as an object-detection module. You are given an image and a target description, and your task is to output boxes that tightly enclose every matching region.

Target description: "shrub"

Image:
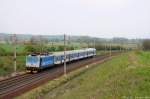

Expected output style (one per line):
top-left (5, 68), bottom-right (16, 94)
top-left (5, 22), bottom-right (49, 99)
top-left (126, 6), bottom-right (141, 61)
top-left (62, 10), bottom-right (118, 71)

top-left (0, 47), bottom-right (6, 56)
top-left (25, 45), bottom-right (37, 53)
top-left (46, 46), bottom-right (56, 52)
top-left (57, 45), bottom-right (64, 51)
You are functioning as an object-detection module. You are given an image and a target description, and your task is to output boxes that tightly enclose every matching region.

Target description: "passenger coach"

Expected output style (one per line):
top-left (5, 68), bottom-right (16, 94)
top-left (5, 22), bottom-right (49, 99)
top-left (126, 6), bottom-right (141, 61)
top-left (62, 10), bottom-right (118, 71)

top-left (26, 48), bottom-right (96, 72)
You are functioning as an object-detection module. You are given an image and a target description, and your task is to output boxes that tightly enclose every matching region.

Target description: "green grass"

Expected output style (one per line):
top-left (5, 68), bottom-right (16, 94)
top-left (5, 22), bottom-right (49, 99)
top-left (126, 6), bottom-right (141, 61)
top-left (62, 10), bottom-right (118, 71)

top-left (16, 51), bottom-right (150, 99)
top-left (136, 51), bottom-right (150, 66)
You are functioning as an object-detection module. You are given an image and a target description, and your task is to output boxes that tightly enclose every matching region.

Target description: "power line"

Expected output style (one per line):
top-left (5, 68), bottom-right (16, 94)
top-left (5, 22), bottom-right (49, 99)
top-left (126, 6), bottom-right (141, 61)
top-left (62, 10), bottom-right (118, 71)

top-left (64, 34), bottom-right (67, 76)
top-left (109, 42), bottom-right (111, 57)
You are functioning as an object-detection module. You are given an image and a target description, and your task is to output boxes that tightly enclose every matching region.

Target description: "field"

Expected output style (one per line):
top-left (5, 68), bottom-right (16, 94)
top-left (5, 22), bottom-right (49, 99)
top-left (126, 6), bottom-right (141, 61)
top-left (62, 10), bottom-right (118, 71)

top-left (0, 44), bottom-right (26, 53)
top-left (17, 51), bottom-right (150, 99)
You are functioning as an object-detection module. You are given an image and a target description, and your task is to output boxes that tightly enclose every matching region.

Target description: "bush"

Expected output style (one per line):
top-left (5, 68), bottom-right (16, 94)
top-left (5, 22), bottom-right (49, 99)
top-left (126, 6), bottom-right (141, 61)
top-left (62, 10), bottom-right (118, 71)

top-left (25, 45), bottom-right (37, 53)
top-left (0, 59), bottom-right (4, 67)
top-left (67, 45), bottom-right (75, 50)
top-left (46, 46), bottom-right (56, 52)
top-left (24, 45), bottom-right (42, 53)
top-left (0, 47), bottom-right (6, 56)
top-left (57, 45), bottom-right (64, 51)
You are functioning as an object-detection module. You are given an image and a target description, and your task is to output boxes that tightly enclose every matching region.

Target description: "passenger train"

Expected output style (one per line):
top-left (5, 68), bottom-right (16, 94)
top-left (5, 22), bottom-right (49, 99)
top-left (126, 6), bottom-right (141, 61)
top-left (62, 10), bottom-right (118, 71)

top-left (26, 48), bottom-right (96, 72)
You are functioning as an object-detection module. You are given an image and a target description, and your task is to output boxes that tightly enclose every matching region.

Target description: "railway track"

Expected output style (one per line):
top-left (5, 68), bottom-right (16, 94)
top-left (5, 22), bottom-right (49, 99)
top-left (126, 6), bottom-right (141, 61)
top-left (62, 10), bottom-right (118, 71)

top-left (0, 52), bottom-right (121, 99)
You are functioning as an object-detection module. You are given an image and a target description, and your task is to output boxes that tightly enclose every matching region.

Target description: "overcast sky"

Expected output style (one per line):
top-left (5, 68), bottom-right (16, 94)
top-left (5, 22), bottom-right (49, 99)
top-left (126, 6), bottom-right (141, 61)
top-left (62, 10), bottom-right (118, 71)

top-left (0, 0), bottom-right (150, 38)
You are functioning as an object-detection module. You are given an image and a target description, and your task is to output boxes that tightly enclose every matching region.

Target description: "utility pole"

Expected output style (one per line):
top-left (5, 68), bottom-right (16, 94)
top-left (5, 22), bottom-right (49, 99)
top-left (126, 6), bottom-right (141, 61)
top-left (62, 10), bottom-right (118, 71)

top-left (40, 35), bottom-right (43, 54)
top-left (87, 42), bottom-right (89, 48)
top-left (109, 42), bottom-right (111, 57)
top-left (93, 38), bottom-right (96, 58)
top-left (64, 34), bottom-right (67, 77)
top-left (13, 34), bottom-right (17, 75)
top-left (120, 44), bottom-right (122, 52)
top-left (68, 35), bottom-right (70, 45)
top-left (104, 43), bottom-right (107, 53)
top-left (94, 38), bottom-right (95, 48)
top-left (122, 43), bottom-right (125, 52)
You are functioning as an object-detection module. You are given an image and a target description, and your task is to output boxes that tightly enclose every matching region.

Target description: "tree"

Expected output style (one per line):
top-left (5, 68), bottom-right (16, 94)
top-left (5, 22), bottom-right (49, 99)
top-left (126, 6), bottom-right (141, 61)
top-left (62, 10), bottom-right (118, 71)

top-left (0, 47), bottom-right (6, 56)
top-left (25, 45), bottom-right (37, 53)
top-left (142, 39), bottom-right (150, 50)
top-left (29, 36), bottom-right (39, 44)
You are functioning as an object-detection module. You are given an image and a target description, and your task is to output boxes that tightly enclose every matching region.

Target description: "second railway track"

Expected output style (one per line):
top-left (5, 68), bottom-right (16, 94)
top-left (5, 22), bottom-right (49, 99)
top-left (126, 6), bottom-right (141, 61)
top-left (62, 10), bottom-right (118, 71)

top-left (0, 52), bottom-right (121, 99)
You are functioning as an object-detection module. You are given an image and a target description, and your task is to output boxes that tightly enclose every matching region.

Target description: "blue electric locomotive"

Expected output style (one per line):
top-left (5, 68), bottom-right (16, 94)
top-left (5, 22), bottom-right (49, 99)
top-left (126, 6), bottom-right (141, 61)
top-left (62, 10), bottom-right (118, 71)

top-left (26, 48), bottom-right (96, 72)
top-left (26, 54), bottom-right (54, 71)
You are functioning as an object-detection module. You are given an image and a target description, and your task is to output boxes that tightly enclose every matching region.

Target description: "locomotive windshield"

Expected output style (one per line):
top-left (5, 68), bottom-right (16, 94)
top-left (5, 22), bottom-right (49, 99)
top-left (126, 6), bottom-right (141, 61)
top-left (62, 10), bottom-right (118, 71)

top-left (26, 56), bottom-right (39, 64)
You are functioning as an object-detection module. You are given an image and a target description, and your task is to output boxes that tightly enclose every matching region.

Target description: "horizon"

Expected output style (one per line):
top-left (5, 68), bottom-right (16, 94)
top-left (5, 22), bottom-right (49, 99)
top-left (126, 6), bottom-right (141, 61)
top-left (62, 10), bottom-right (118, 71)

top-left (0, 32), bottom-right (148, 39)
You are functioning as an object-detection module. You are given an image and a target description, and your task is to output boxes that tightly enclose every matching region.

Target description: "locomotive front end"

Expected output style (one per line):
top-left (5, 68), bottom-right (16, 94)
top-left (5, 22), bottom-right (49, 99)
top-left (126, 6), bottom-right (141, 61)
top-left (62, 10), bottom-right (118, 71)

top-left (26, 55), bottom-right (40, 72)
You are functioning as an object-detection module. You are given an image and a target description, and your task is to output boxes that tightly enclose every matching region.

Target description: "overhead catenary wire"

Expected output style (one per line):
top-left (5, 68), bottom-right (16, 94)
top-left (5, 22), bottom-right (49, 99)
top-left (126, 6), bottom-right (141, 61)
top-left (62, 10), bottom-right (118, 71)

top-left (13, 34), bottom-right (17, 75)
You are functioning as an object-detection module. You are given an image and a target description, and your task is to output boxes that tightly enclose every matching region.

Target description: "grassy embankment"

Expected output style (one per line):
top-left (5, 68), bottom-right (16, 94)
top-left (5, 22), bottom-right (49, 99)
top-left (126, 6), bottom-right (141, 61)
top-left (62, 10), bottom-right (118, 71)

top-left (0, 56), bottom-right (25, 76)
top-left (16, 51), bottom-right (150, 99)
